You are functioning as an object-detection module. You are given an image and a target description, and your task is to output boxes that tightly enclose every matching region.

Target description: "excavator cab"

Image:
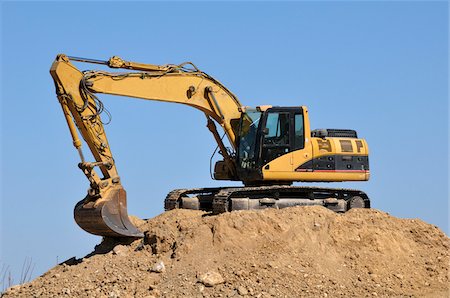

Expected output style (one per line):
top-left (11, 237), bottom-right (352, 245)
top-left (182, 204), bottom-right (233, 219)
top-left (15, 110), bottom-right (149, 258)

top-left (233, 105), bottom-right (369, 185)
top-left (236, 106), bottom-right (305, 184)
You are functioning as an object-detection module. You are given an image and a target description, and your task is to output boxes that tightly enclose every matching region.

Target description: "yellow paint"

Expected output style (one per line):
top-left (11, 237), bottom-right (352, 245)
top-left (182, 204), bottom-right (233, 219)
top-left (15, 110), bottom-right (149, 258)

top-left (262, 106), bottom-right (369, 182)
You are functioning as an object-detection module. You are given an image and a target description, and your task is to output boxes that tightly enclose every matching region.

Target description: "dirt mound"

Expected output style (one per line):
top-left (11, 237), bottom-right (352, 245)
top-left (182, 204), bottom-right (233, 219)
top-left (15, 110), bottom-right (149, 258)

top-left (3, 206), bottom-right (449, 297)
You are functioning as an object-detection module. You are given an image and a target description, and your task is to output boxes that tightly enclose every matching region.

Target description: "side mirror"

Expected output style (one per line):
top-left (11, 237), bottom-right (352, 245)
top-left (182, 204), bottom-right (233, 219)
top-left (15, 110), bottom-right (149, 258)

top-left (262, 128), bottom-right (269, 135)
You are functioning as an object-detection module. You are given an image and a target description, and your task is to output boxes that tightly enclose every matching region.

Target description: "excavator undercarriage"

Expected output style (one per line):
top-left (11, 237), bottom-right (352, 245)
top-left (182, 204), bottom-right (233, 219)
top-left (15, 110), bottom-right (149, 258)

top-left (165, 185), bottom-right (370, 214)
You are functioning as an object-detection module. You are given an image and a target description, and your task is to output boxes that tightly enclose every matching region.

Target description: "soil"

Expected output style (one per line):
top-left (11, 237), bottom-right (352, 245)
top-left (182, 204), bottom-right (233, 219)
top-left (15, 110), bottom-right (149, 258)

top-left (2, 206), bottom-right (449, 297)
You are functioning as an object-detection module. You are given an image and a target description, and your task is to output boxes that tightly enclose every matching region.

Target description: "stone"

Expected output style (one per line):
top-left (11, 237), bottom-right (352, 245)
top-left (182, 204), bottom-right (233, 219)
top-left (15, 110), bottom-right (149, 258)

top-left (237, 285), bottom-right (248, 295)
top-left (150, 260), bottom-right (166, 273)
top-left (112, 245), bottom-right (129, 257)
top-left (152, 289), bottom-right (161, 297)
top-left (199, 271), bottom-right (224, 287)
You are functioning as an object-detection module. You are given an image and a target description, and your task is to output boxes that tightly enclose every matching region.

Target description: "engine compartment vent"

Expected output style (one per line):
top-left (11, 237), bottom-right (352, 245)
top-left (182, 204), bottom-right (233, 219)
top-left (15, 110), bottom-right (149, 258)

top-left (311, 129), bottom-right (358, 138)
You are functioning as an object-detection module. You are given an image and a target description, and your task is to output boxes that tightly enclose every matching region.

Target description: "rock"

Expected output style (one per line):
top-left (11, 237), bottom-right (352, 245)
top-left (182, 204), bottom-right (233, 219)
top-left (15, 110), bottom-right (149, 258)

top-left (248, 287), bottom-right (254, 295)
top-left (145, 233), bottom-right (173, 254)
top-left (113, 245), bottom-right (129, 257)
top-left (199, 271), bottom-right (224, 287)
top-left (237, 285), bottom-right (248, 295)
top-left (135, 240), bottom-right (145, 251)
top-left (235, 270), bottom-right (246, 277)
top-left (150, 260), bottom-right (166, 273)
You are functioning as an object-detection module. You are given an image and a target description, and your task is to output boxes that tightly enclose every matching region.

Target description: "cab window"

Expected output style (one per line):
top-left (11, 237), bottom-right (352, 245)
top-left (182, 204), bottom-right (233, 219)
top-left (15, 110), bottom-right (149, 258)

top-left (294, 113), bottom-right (304, 149)
top-left (263, 112), bottom-right (290, 146)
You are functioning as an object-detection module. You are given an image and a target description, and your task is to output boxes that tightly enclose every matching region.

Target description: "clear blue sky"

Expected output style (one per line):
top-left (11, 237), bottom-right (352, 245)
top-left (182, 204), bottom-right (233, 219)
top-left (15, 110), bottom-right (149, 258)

top-left (1, 1), bottom-right (448, 286)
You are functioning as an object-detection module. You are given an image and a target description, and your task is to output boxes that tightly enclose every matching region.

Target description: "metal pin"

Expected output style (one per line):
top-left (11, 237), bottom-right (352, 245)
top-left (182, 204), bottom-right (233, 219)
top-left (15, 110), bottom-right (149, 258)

top-left (77, 147), bottom-right (85, 163)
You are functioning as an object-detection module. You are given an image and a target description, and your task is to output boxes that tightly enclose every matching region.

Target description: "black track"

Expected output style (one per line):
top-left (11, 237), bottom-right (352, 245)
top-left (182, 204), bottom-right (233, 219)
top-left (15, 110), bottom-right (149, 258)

top-left (164, 186), bottom-right (370, 214)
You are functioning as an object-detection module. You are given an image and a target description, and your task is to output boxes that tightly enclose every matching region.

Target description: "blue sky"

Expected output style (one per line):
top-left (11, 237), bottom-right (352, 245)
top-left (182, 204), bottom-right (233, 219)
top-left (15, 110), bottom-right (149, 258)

top-left (1, 1), bottom-right (448, 286)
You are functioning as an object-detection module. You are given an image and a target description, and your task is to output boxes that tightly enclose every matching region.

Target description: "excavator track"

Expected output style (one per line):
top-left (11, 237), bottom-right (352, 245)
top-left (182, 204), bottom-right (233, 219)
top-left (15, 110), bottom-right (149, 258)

top-left (164, 185), bottom-right (370, 214)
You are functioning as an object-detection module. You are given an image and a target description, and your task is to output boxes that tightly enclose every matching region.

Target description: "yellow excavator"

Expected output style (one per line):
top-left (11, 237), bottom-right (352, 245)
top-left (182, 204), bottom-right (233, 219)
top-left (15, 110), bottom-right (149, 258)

top-left (50, 54), bottom-right (370, 238)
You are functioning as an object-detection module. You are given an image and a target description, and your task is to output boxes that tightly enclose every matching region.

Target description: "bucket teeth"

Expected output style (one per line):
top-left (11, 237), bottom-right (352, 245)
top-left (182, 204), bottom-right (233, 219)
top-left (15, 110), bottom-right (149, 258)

top-left (74, 187), bottom-right (144, 238)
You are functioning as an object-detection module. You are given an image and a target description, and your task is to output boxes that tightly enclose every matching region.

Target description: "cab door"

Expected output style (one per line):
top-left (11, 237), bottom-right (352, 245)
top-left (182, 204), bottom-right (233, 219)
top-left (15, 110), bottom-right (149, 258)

top-left (291, 108), bottom-right (314, 175)
top-left (260, 111), bottom-right (292, 168)
top-left (260, 108), bottom-right (306, 174)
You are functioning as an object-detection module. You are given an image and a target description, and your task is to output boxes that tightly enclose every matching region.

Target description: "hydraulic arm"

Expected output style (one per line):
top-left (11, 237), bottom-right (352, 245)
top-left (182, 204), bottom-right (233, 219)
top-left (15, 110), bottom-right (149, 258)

top-left (50, 54), bottom-right (243, 237)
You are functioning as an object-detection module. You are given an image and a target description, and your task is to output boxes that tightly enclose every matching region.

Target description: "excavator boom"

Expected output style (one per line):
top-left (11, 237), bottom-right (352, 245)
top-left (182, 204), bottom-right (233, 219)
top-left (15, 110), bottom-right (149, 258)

top-left (50, 54), bottom-right (243, 237)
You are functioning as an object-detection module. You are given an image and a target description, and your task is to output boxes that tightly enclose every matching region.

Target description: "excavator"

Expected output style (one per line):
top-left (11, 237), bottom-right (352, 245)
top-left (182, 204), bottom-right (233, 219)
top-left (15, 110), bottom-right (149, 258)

top-left (50, 54), bottom-right (370, 238)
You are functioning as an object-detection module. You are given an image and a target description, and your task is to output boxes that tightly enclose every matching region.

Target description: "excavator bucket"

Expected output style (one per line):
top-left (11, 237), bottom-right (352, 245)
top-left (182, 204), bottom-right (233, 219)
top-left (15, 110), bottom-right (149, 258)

top-left (74, 187), bottom-right (144, 238)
